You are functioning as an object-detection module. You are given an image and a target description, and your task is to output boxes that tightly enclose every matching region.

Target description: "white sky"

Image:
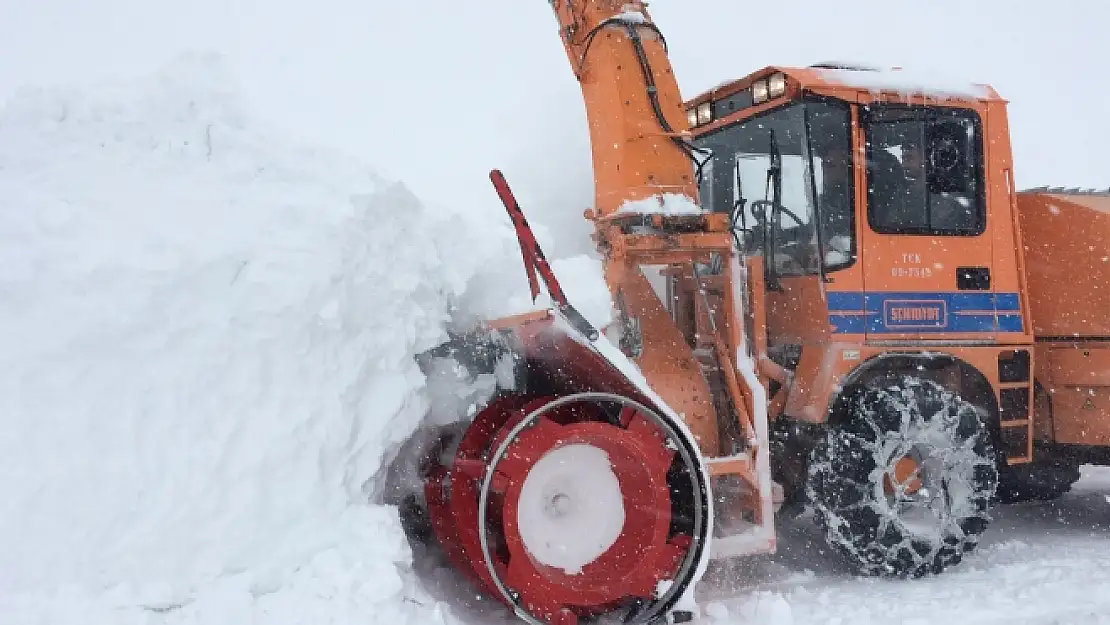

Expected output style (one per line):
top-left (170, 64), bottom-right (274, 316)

top-left (1, 0), bottom-right (1104, 248)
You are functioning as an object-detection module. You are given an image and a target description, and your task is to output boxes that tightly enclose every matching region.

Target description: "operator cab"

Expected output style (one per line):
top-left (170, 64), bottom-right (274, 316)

top-left (686, 65), bottom-right (1025, 347)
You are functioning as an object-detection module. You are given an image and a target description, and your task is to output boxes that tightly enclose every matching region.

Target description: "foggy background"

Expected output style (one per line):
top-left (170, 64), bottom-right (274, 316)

top-left (2, 0), bottom-right (1102, 256)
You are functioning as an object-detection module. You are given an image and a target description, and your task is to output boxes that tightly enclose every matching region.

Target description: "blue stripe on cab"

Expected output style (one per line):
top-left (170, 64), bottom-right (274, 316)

top-left (829, 314), bottom-right (867, 334)
top-left (825, 291), bottom-right (1024, 334)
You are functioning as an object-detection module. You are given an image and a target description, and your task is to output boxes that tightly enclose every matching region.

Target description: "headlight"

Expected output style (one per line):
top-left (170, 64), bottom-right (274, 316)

top-left (768, 72), bottom-right (787, 98)
top-left (687, 107), bottom-right (698, 127)
top-left (696, 101), bottom-right (712, 125)
top-left (752, 79), bottom-right (769, 104)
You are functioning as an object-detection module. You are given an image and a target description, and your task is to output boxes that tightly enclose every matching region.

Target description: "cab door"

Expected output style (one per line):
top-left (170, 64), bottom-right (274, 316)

top-left (857, 103), bottom-right (1003, 340)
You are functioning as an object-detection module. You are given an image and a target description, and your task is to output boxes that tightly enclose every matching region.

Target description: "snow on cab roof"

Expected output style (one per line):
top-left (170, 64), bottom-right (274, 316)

top-left (692, 63), bottom-right (1001, 104)
top-left (811, 66), bottom-right (997, 100)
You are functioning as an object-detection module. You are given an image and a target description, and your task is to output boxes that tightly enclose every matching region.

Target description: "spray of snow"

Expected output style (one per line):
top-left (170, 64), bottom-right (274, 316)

top-left (0, 52), bottom-right (614, 625)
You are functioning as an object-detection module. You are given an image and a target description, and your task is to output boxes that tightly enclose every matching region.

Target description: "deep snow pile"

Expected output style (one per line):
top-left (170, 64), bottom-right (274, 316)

top-left (0, 53), bottom-right (612, 624)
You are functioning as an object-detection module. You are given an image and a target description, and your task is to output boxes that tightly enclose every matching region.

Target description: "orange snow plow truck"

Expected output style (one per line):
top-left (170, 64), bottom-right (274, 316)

top-left (385, 3), bottom-right (1109, 624)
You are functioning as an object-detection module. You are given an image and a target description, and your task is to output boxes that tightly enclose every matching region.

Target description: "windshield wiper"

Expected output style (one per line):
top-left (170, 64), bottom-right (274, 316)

top-left (732, 163), bottom-right (748, 252)
top-left (765, 130), bottom-right (784, 291)
top-left (803, 104), bottom-right (829, 283)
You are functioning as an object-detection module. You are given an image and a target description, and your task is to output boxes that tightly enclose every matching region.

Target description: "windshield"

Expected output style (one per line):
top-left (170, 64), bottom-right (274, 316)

top-left (695, 99), bottom-right (855, 276)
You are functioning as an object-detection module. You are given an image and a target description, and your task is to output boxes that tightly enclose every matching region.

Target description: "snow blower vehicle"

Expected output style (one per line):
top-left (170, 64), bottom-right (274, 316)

top-left (383, 3), bottom-right (1057, 625)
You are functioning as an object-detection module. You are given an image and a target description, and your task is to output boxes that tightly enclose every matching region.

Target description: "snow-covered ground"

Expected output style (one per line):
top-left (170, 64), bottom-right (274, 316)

top-left (699, 466), bottom-right (1110, 625)
top-left (2, 53), bottom-right (1109, 625)
top-left (407, 466), bottom-right (1110, 625)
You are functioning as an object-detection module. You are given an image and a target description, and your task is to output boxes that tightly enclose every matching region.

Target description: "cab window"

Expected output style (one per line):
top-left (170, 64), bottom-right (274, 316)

top-left (695, 99), bottom-right (854, 275)
top-left (863, 105), bottom-right (985, 236)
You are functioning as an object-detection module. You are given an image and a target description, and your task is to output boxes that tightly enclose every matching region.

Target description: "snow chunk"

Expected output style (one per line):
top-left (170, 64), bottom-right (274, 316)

top-left (704, 601), bottom-right (731, 622)
top-left (816, 67), bottom-right (993, 100)
top-left (726, 591), bottom-right (795, 625)
top-left (615, 6), bottom-right (649, 23)
top-left (616, 193), bottom-right (706, 216)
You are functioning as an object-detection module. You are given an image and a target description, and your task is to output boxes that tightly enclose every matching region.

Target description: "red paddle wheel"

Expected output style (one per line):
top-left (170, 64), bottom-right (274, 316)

top-left (423, 391), bottom-right (704, 625)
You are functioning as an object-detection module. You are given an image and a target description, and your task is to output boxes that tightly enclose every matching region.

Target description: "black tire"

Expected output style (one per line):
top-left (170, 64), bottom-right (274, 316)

top-left (806, 374), bottom-right (999, 578)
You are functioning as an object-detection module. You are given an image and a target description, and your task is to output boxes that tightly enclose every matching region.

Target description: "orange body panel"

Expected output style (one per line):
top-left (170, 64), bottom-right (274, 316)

top-left (1034, 342), bottom-right (1110, 446)
top-left (607, 261), bottom-right (719, 454)
top-left (1020, 190), bottom-right (1110, 449)
top-left (766, 276), bottom-right (833, 345)
top-left (848, 98), bottom-right (1030, 345)
top-left (1050, 388), bottom-right (1110, 446)
top-left (1018, 192), bottom-right (1110, 337)
top-left (780, 342), bottom-right (1013, 420)
top-left (598, 220), bottom-right (752, 457)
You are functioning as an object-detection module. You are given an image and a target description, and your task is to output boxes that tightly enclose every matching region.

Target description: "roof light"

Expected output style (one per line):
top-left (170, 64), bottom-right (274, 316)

top-left (752, 79), bottom-right (769, 104)
top-left (768, 72), bottom-right (787, 98)
top-left (686, 107), bottom-right (698, 128)
top-left (696, 101), bottom-right (712, 125)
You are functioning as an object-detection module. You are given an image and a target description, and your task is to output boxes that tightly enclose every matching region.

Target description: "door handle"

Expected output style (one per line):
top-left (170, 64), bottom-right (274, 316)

top-left (957, 267), bottom-right (991, 291)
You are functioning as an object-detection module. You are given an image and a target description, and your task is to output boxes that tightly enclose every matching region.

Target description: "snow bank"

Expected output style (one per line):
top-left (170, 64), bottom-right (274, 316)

top-left (0, 52), bottom-right (611, 624)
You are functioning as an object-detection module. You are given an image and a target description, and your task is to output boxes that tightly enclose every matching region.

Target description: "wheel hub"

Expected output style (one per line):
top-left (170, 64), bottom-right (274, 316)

top-left (517, 443), bottom-right (627, 574)
top-left (881, 443), bottom-right (955, 536)
top-left (547, 493), bottom-right (570, 517)
top-left (884, 453), bottom-right (925, 496)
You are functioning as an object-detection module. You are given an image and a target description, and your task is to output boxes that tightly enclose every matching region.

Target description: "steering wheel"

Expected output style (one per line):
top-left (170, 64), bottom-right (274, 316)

top-left (749, 199), bottom-right (804, 228)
